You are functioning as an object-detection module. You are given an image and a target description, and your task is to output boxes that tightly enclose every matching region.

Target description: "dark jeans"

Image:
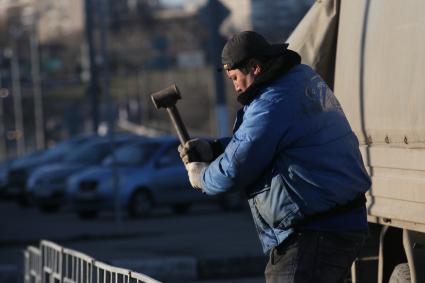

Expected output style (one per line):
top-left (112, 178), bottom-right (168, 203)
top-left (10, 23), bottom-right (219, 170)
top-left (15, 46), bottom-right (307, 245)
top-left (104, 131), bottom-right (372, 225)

top-left (265, 230), bottom-right (366, 283)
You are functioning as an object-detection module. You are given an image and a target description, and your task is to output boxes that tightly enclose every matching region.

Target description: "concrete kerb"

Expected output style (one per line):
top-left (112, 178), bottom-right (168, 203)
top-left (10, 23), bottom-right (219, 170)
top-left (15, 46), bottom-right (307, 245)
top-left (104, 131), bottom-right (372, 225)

top-left (0, 231), bottom-right (158, 248)
top-left (111, 257), bottom-right (198, 281)
top-left (111, 255), bottom-right (267, 282)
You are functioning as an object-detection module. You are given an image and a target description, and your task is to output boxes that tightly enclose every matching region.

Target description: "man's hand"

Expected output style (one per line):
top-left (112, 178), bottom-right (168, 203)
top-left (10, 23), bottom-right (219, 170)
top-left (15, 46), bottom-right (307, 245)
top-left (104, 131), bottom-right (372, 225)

top-left (185, 162), bottom-right (209, 192)
top-left (178, 138), bottom-right (214, 165)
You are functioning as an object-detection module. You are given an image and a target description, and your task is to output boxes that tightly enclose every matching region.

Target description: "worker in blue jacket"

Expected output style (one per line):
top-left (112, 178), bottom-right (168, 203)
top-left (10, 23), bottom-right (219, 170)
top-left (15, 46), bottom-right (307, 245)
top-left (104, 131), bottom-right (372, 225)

top-left (179, 31), bottom-right (371, 283)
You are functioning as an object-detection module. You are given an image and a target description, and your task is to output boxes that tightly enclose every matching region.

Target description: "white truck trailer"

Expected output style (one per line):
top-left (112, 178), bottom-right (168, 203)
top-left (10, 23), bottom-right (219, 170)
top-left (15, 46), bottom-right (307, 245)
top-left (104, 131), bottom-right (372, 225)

top-left (289, 1), bottom-right (425, 282)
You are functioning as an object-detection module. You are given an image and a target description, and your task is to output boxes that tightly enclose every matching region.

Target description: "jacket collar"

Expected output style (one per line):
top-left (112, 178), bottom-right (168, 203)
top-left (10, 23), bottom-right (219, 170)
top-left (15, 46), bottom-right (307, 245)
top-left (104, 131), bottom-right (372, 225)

top-left (237, 50), bottom-right (301, 105)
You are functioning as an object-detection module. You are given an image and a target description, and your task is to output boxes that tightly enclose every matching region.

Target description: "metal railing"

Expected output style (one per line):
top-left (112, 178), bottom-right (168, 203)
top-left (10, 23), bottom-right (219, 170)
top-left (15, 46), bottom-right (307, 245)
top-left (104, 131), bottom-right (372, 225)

top-left (24, 246), bottom-right (42, 283)
top-left (24, 240), bottom-right (161, 283)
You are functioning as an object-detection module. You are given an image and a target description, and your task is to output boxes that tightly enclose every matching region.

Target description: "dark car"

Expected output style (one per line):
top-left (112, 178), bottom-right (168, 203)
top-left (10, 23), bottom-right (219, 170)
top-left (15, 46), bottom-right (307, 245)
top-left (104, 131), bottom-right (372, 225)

top-left (27, 134), bottom-right (142, 212)
top-left (5, 134), bottom-right (97, 205)
top-left (0, 159), bottom-right (15, 198)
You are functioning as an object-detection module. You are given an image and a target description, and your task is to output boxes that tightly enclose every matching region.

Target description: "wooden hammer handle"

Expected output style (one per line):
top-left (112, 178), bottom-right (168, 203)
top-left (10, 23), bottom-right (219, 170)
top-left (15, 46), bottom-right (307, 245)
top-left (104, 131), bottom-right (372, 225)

top-left (166, 106), bottom-right (190, 145)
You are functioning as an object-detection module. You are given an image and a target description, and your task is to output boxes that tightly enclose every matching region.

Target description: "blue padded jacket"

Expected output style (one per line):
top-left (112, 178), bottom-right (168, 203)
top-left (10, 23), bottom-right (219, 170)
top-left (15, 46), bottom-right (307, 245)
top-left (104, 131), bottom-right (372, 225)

top-left (201, 64), bottom-right (371, 253)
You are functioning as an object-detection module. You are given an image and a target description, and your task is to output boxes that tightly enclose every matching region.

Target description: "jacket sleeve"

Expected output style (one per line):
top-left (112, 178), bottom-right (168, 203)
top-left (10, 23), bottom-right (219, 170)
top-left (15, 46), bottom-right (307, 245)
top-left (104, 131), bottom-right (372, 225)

top-left (201, 98), bottom-right (290, 195)
top-left (209, 137), bottom-right (231, 159)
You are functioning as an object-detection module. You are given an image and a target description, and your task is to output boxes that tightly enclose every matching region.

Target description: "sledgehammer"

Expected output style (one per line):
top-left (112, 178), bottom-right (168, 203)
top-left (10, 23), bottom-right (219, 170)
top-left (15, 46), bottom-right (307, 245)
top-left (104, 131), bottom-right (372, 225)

top-left (150, 84), bottom-right (190, 146)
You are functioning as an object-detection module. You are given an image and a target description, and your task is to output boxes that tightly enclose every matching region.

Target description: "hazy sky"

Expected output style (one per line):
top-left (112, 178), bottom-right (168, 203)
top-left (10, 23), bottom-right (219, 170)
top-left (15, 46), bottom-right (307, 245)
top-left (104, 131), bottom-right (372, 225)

top-left (160, 0), bottom-right (185, 7)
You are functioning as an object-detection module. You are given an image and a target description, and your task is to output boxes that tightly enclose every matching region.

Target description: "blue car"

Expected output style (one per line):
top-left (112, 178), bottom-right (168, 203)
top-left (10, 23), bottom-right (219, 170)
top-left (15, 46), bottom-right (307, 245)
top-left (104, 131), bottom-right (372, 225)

top-left (27, 134), bottom-right (141, 212)
top-left (67, 136), bottom-right (243, 219)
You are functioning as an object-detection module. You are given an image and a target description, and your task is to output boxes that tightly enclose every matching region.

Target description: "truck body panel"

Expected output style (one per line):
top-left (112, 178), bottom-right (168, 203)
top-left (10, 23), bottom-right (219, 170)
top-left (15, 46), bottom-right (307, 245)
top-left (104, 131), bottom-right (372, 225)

top-left (289, 0), bottom-right (425, 234)
top-left (334, 0), bottom-right (425, 231)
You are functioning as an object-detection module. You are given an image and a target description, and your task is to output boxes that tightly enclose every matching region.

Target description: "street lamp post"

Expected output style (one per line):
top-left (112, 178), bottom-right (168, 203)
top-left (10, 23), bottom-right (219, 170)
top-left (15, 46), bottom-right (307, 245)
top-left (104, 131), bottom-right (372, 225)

top-left (98, 0), bottom-right (121, 224)
top-left (29, 13), bottom-right (45, 150)
top-left (202, 0), bottom-right (230, 137)
top-left (84, 0), bottom-right (100, 133)
top-left (8, 35), bottom-right (25, 156)
top-left (22, 5), bottom-right (47, 151)
top-left (0, 72), bottom-right (8, 161)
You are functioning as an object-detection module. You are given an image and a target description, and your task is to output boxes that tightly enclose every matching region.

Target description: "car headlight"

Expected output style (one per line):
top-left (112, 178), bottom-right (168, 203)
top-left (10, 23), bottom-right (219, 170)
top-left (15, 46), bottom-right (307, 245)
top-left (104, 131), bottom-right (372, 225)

top-left (79, 180), bottom-right (97, 192)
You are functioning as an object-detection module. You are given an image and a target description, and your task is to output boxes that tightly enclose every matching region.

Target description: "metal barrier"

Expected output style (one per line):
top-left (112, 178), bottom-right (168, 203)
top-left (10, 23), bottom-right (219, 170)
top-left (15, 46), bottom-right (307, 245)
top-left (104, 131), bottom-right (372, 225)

top-left (24, 246), bottom-right (42, 283)
top-left (24, 240), bottom-right (161, 283)
top-left (41, 241), bottom-right (63, 283)
top-left (62, 246), bottom-right (94, 283)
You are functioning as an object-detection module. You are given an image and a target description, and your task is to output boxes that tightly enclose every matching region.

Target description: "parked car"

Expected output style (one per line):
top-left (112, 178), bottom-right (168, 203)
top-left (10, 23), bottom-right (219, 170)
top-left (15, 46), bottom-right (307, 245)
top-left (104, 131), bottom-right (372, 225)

top-left (6, 134), bottom-right (97, 205)
top-left (0, 159), bottom-right (13, 198)
top-left (1, 149), bottom-right (48, 201)
top-left (27, 134), bottom-right (141, 212)
top-left (67, 136), bottom-right (243, 219)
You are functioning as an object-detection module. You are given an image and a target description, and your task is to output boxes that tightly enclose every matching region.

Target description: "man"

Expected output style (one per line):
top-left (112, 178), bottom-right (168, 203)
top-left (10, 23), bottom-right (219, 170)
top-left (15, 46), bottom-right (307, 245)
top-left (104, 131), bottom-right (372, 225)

top-left (179, 31), bottom-right (371, 282)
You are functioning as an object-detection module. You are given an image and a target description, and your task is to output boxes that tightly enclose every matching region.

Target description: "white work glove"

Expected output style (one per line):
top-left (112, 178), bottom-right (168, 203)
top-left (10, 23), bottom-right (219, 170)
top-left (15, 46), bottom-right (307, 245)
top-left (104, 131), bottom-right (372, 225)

top-left (178, 138), bottom-right (214, 165)
top-left (185, 162), bottom-right (209, 192)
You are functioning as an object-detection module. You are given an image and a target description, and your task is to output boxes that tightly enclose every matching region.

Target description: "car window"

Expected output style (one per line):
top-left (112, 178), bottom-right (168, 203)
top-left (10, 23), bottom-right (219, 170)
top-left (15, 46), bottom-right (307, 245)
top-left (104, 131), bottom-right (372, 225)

top-left (63, 142), bottom-right (112, 165)
top-left (113, 143), bottom-right (159, 166)
top-left (156, 144), bottom-right (181, 168)
top-left (41, 137), bottom-right (90, 160)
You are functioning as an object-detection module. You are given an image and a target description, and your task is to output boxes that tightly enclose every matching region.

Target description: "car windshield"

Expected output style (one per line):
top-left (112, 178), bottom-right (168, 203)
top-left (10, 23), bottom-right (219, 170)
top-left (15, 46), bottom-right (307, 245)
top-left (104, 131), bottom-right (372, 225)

top-left (63, 142), bottom-right (111, 165)
top-left (12, 149), bottom-right (46, 167)
top-left (41, 137), bottom-right (89, 160)
top-left (112, 142), bottom-right (159, 166)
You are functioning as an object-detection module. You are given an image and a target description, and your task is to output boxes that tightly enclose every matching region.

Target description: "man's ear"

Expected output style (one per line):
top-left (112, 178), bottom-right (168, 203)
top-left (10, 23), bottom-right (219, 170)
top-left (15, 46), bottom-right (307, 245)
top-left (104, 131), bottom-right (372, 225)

top-left (249, 59), bottom-right (262, 76)
top-left (252, 63), bottom-right (262, 76)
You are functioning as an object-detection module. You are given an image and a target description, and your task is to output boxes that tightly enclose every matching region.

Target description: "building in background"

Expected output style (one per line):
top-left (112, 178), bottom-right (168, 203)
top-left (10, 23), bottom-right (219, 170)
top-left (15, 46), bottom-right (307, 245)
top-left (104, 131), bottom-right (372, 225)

top-left (178, 0), bottom-right (313, 42)
top-left (218, 0), bottom-right (314, 42)
top-left (0, 0), bottom-right (313, 157)
top-left (0, 0), bottom-right (313, 73)
top-left (0, 0), bottom-right (83, 44)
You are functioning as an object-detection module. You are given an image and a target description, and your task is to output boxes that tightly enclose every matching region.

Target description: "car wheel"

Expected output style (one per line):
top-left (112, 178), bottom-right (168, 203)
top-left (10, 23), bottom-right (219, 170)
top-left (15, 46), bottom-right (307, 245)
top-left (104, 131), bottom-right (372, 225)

top-left (77, 210), bottom-right (99, 220)
top-left (18, 192), bottom-right (31, 207)
top-left (38, 204), bottom-right (60, 213)
top-left (172, 204), bottom-right (191, 215)
top-left (218, 191), bottom-right (244, 211)
top-left (128, 190), bottom-right (153, 218)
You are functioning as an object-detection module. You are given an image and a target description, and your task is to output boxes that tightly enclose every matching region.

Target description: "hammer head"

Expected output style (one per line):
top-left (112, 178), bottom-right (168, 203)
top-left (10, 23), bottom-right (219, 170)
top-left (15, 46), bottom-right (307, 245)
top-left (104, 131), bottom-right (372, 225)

top-left (150, 84), bottom-right (181, 109)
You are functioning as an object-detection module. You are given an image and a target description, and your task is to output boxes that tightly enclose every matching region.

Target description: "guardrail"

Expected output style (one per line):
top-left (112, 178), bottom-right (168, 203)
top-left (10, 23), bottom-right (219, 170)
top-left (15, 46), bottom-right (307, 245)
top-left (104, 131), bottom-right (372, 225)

top-left (24, 240), bottom-right (161, 283)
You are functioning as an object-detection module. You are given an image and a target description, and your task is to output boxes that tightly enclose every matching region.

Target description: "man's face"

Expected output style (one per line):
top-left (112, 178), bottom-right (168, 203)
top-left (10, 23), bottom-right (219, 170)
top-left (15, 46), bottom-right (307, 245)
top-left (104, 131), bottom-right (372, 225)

top-left (226, 68), bottom-right (256, 94)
